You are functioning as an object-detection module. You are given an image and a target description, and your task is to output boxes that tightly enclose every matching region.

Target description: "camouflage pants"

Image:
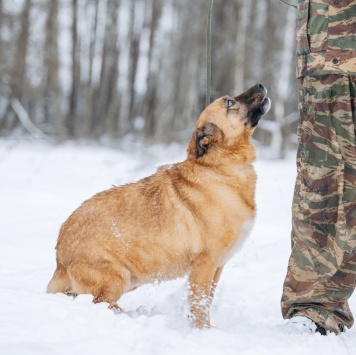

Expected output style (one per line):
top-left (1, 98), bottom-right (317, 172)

top-left (281, 74), bottom-right (356, 334)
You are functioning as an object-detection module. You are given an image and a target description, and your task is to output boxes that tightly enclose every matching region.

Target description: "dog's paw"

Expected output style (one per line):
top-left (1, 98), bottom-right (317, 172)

top-left (109, 303), bottom-right (122, 315)
top-left (65, 291), bottom-right (78, 299)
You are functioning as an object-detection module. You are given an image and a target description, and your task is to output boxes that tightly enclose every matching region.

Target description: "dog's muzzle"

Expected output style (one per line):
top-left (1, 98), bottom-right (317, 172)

top-left (249, 84), bottom-right (271, 127)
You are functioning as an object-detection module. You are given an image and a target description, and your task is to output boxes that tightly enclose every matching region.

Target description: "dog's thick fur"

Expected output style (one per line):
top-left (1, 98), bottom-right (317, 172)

top-left (48, 84), bottom-right (271, 328)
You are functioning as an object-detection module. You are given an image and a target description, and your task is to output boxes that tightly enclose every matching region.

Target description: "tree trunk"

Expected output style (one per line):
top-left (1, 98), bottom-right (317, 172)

top-left (143, 0), bottom-right (163, 140)
top-left (234, 0), bottom-right (251, 94)
top-left (0, 0), bottom-right (3, 76)
top-left (92, 0), bottom-right (120, 137)
top-left (44, 0), bottom-right (61, 137)
top-left (67, 0), bottom-right (80, 137)
top-left (128, 0), bottom-right (140, 124)
top-left (271, 6), bottom-right (295, 159)
top-left (181, 2), bottom-right (205, 132)
top-left (82, 0), bottom-right (99, 137)
top-left (118, 0), bottom-right (142, 137)
top-left (247, 0), bottom-right (267, 84)
top-left (10, 0), bottom-right (31, 99)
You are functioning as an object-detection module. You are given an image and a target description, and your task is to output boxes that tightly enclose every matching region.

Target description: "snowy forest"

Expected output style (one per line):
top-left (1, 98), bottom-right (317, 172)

top-left (0, 0), bottom-right (297, 157)
top-left (2, 2), bottom-right (356, 354)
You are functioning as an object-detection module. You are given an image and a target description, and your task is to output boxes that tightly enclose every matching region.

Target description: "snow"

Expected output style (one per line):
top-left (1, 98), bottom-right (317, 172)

top-left (0, 138), bottom-right (355, 355)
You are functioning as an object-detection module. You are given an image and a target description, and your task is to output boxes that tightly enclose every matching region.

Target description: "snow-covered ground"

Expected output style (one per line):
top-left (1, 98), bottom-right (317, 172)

top-left (0, 138), bottom-right (355, 355)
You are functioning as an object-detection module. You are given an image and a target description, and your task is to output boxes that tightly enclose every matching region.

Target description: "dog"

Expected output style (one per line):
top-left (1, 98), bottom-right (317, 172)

top-left (48, 84), bottom-right (271, 328)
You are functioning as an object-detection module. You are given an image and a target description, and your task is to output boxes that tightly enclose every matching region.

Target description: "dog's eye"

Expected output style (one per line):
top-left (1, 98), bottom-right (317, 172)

top-left (227, 100), bottom-right (235, 108)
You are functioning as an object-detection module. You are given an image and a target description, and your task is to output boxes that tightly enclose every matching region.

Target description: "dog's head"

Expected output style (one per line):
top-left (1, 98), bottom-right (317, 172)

top-left (187, 84), bottom-right (271, 163)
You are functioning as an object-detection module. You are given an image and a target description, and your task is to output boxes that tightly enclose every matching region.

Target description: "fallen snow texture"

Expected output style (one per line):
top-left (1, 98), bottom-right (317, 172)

top-left (0, 138), bottom-right (355, 355)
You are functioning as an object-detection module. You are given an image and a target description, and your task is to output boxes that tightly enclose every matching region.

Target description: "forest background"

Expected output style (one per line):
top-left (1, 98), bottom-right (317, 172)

top-left (0, 0), bottom-right (298, 158)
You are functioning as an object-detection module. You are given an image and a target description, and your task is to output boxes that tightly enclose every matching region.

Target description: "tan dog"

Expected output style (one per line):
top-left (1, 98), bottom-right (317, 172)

top-left (48, 84), bottom-right (271, 328)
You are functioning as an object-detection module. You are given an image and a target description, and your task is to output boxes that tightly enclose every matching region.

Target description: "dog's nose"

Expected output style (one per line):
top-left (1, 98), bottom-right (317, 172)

top-left (255, 83), bottom-right (265, 91)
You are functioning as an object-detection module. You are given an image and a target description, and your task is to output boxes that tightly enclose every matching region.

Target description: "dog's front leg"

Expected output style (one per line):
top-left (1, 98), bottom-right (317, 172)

top-left (188, 256), bottom-right (218, 329)
top-left (209, 265), bottom-right (224, 302)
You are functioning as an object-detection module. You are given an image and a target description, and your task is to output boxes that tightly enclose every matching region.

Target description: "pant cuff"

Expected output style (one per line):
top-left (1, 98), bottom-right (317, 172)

top-left (294, 308), bottom-right (345, 335)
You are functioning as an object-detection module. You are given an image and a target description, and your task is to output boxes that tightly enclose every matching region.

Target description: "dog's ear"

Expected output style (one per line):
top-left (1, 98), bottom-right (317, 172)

top-left (195, 123), bottom-right (221, 159)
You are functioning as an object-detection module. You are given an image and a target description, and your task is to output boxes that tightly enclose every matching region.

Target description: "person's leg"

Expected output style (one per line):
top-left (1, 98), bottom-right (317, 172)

top-left (281, 75), bottom-right (356, 334)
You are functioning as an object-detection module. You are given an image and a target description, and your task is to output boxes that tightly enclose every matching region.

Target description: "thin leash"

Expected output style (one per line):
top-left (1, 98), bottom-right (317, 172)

top-left (277, 0), bottom-right (297, 9)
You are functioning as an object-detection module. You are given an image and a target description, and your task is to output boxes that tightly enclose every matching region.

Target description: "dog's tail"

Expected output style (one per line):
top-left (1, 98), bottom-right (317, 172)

top-left (47, 262), bottom-right (72, 294)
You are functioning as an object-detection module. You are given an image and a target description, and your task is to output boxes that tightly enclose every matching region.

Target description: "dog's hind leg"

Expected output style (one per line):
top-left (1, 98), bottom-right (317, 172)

top-left (47, 262), bottom-right (73, 294)
top-left (67, 263), bottom-right (131, 309)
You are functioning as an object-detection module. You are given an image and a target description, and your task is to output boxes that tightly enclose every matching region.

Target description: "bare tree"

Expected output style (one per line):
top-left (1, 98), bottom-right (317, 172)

top-left (0, 0), bottom-right (3, 76)
top-left (181, 14), bottom-right (205, 133)
top-left (0, 0), bottom-right (32, 134)
top-left (142, 0), bottom-right (162, 139)
top-left (234, 0), bottom-right (251, 94)
top-left (92, 0), bottom-right (120, 136)
top-left (270, 5), bottom-right (296, 158)
top-left (246, 0), bottom-right (268, 85)
top-left (0, 0), bottom-right (7, 132)
top-left (127, 0), bottom-right (140, 122)
top-left (44, 0), bottom-right (61, 136)
top-left (117, 0), bottom-right (143, 137)
top-left (10, 0), bottom-right (31, 99)
top-left (81, 0), bottom-right (100, 137)
top-left (0, 0), bottom-right (298, 158)
top-left (67, 0), bottom-right (80, 137)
